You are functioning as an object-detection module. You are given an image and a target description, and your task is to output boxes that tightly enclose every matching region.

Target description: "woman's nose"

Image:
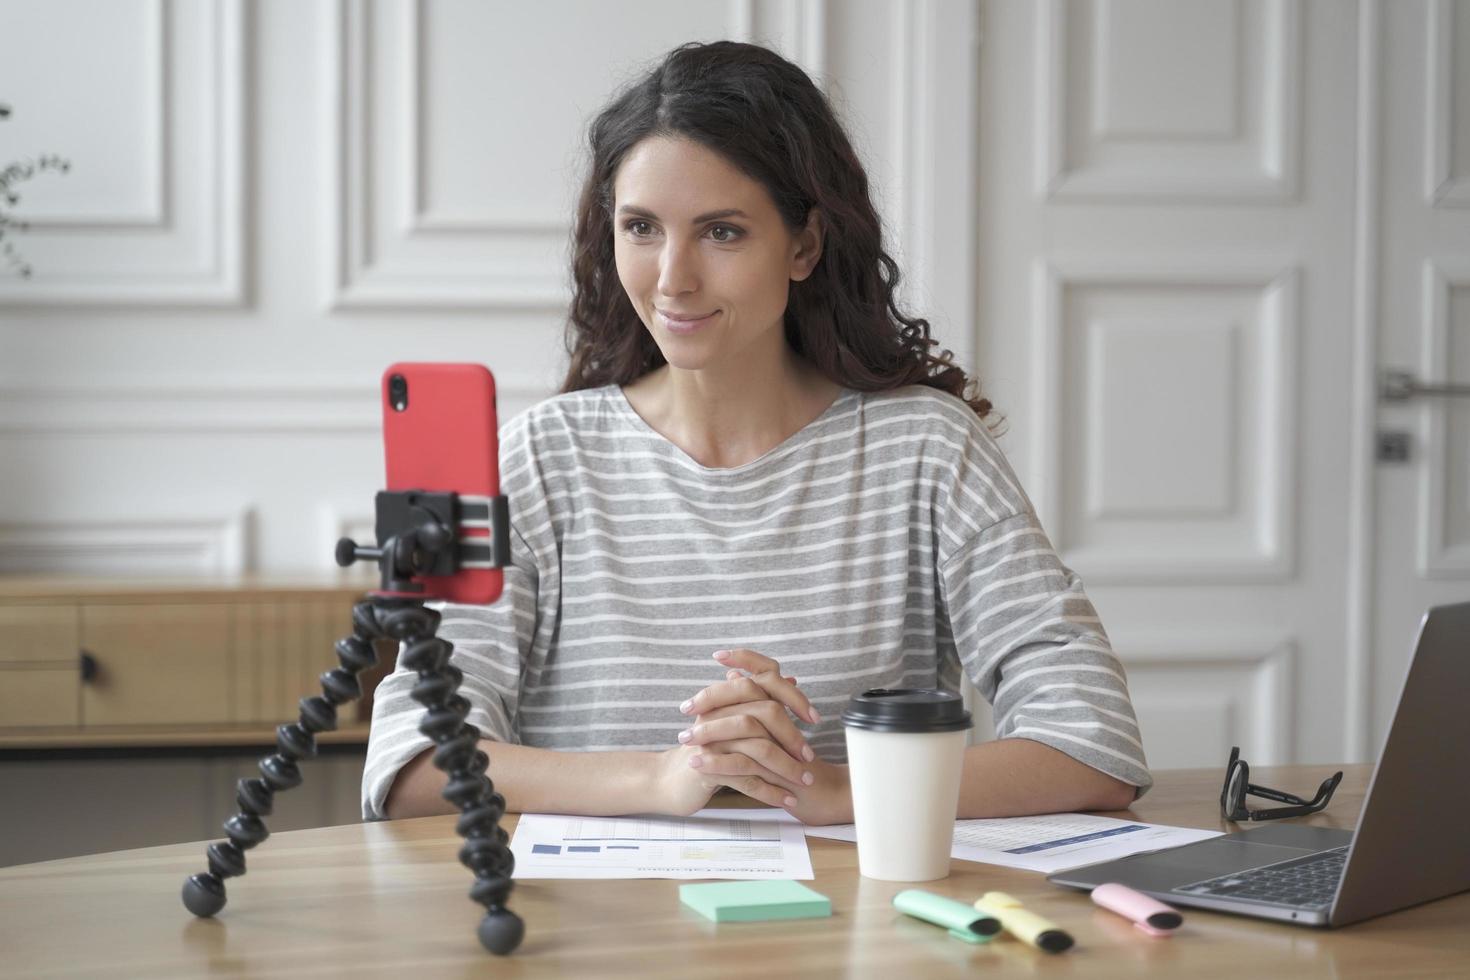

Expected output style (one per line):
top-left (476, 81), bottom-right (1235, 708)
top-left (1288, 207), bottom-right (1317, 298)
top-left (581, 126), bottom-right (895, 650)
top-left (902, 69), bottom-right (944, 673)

top-left (657, 239), bottom-right (701, 295)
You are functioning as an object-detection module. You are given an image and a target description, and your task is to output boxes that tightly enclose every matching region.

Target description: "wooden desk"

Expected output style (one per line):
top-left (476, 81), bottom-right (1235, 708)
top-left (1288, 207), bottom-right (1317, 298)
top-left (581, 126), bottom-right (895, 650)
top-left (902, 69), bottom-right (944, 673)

top-left (2, 764), bottom-right (1467, 977)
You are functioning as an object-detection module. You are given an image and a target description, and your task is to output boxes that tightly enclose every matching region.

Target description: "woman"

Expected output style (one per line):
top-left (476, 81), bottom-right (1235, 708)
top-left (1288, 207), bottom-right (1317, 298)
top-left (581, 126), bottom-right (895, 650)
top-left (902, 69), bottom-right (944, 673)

top-left (363, 40), bottom-right (1150, 825)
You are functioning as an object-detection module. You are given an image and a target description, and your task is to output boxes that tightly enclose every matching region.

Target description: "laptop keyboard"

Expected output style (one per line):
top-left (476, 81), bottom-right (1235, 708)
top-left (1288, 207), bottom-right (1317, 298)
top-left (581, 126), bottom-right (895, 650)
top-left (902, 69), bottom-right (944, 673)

top-left (1176, 845), bottom-right (1349, 909)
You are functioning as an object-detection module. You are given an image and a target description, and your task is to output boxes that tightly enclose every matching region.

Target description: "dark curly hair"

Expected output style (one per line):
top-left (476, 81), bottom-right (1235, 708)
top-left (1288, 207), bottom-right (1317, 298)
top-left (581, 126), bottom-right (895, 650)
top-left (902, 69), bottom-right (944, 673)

top-left (560, 40), bottom-right (993, 424)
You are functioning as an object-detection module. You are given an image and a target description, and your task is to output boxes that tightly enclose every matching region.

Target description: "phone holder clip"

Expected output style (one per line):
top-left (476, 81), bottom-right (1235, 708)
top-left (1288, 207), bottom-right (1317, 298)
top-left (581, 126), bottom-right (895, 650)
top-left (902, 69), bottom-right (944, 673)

top-left (333, 489), bottom-right (509, 594)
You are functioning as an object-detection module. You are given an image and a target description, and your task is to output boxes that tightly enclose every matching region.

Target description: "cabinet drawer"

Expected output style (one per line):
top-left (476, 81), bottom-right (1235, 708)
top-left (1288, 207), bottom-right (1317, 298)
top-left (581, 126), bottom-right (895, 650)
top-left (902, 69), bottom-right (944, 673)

top-left (0, 665), bottom-right (80, 726)
top-left (79, 603), bottom-right (234, 726)
top-left (0, 605), bottom-right (82, 727)
top-left (0, 605), bottom-right (79, 665)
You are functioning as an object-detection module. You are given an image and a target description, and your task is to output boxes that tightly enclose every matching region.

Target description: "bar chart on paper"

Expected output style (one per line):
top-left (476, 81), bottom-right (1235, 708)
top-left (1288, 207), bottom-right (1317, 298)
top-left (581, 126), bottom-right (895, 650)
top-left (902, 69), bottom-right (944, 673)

top-left (509, 810), bottom-right (814, 879)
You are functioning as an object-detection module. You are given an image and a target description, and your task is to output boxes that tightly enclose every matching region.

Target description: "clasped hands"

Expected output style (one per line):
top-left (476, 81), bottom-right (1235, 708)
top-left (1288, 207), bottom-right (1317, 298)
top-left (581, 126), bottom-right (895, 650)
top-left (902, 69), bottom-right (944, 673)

top-left (658, 648), bottom-right (852, 825)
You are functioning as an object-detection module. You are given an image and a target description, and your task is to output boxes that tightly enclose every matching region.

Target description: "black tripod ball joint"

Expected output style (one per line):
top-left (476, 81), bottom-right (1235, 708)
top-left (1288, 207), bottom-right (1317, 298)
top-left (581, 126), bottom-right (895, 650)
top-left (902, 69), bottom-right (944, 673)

top-left (182, 488), bottom-right (523, 956)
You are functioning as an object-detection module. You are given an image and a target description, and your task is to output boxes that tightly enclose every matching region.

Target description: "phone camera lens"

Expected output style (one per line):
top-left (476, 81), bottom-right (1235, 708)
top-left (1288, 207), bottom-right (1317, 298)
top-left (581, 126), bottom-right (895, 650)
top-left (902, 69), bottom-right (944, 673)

top-left (388, 374), bottom-right (408, 412)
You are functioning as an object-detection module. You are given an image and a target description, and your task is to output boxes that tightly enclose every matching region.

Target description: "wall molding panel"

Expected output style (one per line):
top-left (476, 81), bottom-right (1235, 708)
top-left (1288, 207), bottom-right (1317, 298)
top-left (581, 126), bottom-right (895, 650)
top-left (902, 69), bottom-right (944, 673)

top-left (883, 0), bottom-right (977, 371)
top-left (13, 0), bottom-right (168, 229)
top-left (1035, 0), bottom-right (1301, 203)
top-left (0, 380), bottom-right (543, 435)
top-left (0, 0), bottom-right (245, 307)
top-left (0, 509), bottom-right (253, 577)
top-left (1425, 0), bottom-right (1470, 207)
top-left (402, 0), bottom-right (565, 236)
top-left (1417, 261), bottom-right (1470, 574)
top-left (325, 0), bottom-right (571, 311)
top-left (1031, 259), bottom-right (1299, 583)
top-left (1343, 0), bottom-right (1383, 763)
top-left (1117, 633), bottom-right (1297, 769)
top-left (727, 0), bottom-right (828, 79)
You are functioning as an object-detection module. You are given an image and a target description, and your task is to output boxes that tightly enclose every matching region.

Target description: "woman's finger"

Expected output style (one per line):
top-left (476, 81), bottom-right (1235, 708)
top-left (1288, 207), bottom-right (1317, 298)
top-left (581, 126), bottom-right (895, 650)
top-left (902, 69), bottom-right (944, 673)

top-left (742, 670), bottom-right (819, 723)
top-left (712, 648), bottom-right (781, 676)
top-left (698, 736), bottom-right (814, 790)
top-left (730, 669), bottom-right (800, 687)
top-left (681, 706), bottom-right (814, 765)
top-left (681, 670), bottom-right (819, 725)
top-left (689, 750), bottom-right (800, 808)
top-left (680, 675), bottom-right (768, 716)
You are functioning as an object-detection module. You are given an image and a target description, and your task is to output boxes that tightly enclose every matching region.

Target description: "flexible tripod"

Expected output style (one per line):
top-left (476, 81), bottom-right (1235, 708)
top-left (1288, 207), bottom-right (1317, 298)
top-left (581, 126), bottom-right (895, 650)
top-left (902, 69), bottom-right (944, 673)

top-left (181, 489), bottom-right (524, 955)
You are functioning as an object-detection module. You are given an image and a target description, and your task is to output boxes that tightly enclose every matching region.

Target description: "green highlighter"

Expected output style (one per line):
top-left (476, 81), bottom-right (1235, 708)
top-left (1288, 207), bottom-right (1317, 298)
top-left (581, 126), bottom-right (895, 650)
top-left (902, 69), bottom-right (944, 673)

top-left (893, 889), bottom-right (1002, 944)
top-left (679, 880), bottom-right (833, 923)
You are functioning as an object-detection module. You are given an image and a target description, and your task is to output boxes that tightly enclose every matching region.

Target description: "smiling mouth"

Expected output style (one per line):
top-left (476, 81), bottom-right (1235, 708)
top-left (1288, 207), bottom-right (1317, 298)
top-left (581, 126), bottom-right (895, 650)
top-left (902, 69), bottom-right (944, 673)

top-left (657, 309), bottom-right (717, 321)
top-left (656, 309), bottom-right (720, 333)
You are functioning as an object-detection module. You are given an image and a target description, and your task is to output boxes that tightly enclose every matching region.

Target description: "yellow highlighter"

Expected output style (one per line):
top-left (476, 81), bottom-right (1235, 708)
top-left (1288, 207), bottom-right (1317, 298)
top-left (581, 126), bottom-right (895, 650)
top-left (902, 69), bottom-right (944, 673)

top-left (973, 892), bottom-right (1074, 954)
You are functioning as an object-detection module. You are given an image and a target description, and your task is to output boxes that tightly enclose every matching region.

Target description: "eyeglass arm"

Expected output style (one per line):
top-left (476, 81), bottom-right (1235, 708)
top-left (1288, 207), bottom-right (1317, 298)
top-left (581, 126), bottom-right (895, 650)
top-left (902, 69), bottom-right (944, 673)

top-left (1244, 783), bottom-right (1314, 806)
top-left (1246, 770), bottom-right (1343, 808)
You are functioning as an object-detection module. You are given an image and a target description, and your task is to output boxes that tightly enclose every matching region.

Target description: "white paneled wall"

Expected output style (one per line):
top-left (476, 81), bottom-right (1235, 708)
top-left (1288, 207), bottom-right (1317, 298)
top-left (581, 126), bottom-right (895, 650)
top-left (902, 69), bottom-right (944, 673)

top-left (978, 0), bottom-right (1377, 770)
top-left (0, 0), bottom-right (978, 580)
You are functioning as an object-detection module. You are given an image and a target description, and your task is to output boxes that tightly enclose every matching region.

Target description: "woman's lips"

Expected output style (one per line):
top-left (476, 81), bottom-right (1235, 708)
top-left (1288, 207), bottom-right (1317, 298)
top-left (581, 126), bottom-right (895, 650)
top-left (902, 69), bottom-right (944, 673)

top-left (657, 310), bottom-right (720, 334)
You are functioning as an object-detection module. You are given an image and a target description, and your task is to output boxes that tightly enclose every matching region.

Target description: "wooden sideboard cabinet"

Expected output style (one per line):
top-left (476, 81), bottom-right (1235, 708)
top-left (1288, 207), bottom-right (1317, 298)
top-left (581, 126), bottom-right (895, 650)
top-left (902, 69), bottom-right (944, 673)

top-left (0, 576), bottom-right (401, 867)
top-left (0, 576), bottom-right (394, 748)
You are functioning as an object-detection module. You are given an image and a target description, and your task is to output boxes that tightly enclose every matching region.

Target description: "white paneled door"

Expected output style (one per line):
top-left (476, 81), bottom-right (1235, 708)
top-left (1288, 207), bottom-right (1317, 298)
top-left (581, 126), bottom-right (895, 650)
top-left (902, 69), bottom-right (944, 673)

top-left (1369, 1), bottom-right (1470, 758)
top-left (977, 0), bottom-right (1367, 769)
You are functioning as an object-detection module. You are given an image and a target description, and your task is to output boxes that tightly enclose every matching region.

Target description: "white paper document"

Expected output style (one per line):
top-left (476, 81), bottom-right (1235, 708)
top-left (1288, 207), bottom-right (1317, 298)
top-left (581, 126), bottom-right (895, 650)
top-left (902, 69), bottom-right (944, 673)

top-left (510, 808), bottom-right (813, 880)
top-left (804, 813), bottom-right (1221, 874)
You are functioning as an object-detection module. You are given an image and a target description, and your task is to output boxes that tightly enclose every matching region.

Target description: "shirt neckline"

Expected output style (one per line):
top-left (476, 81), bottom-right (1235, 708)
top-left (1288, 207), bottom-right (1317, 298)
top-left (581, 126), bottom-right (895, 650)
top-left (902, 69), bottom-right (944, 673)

top-left (608, 383), bottom-right (858, 477)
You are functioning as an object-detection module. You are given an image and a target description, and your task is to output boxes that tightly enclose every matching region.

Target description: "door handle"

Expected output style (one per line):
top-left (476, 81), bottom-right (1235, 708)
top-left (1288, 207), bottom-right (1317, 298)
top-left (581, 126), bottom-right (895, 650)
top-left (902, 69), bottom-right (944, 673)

top-left (79, 650), bottom-right (98, 684)
top-left (1380, 370), bottom-right (1470, 402)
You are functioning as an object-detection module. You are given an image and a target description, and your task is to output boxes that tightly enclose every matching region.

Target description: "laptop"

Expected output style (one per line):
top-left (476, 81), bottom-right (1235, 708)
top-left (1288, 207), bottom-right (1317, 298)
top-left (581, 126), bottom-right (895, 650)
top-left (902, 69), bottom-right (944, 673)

top-left (1049, 601), bottom-right (1470, 927)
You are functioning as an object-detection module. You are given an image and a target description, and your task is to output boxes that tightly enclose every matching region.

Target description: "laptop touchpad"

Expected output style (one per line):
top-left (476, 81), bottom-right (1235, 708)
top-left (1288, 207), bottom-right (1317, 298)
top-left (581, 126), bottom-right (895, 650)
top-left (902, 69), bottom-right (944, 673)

top-left (1164, 838), bottom-right (1320, 882)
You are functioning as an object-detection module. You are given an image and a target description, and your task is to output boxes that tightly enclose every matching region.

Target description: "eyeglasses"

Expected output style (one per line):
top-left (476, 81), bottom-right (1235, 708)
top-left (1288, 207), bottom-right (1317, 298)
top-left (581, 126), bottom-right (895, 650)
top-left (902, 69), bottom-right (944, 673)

top-left (1220, 747), bottom-right (1343, 822)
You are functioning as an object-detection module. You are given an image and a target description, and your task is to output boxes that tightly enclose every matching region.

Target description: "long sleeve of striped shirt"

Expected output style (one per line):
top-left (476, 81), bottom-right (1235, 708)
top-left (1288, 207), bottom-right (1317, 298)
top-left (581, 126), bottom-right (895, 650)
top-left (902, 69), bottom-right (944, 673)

top-left (361, 383), bottom-right (1151, 819)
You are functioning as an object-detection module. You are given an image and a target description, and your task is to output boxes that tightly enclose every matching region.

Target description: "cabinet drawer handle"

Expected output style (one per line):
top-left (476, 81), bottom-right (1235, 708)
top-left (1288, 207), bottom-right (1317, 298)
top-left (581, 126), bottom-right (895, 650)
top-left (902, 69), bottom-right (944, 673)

top-left (79, 650), bottom-right (98, 683)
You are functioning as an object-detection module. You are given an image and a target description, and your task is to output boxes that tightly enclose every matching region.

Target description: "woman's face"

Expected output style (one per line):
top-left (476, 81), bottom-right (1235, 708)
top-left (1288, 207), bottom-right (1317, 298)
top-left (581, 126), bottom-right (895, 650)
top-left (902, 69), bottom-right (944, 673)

top-left (612, 136), bottom-right (821, 377)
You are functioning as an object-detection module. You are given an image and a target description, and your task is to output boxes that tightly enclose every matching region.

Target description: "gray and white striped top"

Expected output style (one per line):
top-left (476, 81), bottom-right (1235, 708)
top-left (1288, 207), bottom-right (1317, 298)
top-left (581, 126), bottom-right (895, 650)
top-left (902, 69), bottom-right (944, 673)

top-left (361, 383), bottom-right (1152, 819)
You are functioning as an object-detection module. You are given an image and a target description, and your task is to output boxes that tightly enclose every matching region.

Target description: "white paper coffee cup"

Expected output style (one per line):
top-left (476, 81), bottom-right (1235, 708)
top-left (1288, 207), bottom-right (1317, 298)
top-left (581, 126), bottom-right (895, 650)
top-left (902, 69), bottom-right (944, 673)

top-left (842, 689), bottom-right (971, 882)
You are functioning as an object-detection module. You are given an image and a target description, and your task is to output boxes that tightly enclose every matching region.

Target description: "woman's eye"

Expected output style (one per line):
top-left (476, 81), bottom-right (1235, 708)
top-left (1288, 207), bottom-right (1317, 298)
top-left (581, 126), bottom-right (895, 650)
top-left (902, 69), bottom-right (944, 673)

top-left (622, 221), bottom-right (741, 243)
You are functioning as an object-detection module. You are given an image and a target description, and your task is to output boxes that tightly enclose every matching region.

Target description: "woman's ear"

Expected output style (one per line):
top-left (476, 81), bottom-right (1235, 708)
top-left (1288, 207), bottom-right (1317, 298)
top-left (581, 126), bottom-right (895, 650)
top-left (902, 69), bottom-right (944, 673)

top-left (790, 208), bottom-right (824, 282)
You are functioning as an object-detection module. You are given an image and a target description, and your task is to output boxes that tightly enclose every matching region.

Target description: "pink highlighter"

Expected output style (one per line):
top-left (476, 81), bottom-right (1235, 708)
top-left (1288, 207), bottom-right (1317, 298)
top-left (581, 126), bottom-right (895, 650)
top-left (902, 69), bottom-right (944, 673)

top-left (1090, 883), bottom-right (1184, 937)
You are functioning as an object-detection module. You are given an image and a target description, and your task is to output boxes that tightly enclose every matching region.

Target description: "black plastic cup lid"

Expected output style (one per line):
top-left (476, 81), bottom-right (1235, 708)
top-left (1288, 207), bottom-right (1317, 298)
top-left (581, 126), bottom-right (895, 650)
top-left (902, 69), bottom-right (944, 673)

top-left (840, 689), bottom-right (972, 733)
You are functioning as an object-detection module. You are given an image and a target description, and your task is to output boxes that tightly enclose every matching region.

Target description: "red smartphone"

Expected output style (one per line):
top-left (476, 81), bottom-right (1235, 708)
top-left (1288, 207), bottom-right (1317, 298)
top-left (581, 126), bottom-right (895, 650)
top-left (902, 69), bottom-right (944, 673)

top-left (380, 363), bottom-right (504, 605)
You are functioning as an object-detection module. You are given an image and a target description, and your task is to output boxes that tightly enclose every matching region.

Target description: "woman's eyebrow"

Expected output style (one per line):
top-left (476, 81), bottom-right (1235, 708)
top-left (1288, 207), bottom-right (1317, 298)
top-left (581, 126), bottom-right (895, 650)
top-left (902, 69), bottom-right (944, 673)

top-left (616, 205), bottom-right (749, 224)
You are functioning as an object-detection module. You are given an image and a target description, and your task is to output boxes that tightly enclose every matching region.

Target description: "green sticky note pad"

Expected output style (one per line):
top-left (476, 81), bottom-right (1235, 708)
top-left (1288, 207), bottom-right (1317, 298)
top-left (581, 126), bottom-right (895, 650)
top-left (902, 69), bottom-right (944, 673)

top-left (679, 880), bottom-right (832, 923)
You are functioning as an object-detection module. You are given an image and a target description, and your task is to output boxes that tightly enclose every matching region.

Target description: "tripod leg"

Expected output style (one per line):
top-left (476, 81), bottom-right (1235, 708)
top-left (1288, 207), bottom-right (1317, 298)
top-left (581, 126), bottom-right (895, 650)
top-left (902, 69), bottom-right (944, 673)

top-left (181, 598), bottom-right (384, 918)
top-left (383, 603), bottom-right (523, 956)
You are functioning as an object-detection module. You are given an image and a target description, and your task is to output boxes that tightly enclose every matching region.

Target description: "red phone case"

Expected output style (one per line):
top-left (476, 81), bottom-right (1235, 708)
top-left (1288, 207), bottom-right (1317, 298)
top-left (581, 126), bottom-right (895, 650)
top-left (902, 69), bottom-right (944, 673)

top-left (381, 363), bottom-right (503, 605)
